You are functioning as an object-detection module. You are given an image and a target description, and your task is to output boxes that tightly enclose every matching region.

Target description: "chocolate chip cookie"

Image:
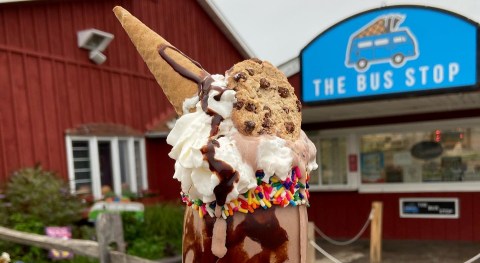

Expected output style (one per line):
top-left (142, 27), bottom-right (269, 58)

top-left (227, 58), bottom-right (302, 141)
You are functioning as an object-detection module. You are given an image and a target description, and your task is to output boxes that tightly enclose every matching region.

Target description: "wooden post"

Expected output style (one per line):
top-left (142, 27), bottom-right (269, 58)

top-left (370, 202), bottom-right (383, 263)
top-left (306, 222), bottom-right (315, 263)
top-left (96, 213), bottom-right (126, 263)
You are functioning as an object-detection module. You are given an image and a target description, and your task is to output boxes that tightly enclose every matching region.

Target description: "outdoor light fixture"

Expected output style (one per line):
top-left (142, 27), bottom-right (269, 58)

top-left (77, 28), bottom-right (114, 65)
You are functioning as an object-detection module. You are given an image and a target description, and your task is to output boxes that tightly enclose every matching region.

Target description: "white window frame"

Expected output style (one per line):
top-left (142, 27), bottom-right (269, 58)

top-left (311, 117), bottom-right (480, 193)
top-left (308, 132), bottom-right (359, 191)
top-left (65, 135), bottom-right (148, 200)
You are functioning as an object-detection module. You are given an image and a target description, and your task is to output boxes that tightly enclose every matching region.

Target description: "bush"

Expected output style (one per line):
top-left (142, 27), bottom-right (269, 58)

top-left (122, 203), bottom-right (184, 259)
top-left (0, 166), bottom-right (185, 262)
top-left (0, 166), bottom-right (90, 263)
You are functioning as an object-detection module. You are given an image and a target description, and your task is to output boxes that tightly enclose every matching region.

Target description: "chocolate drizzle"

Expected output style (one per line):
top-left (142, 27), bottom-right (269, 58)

top-left (158, 44), bottom-right (207, 85)
top-left (183, 208), bottom-right (218, 262)
top-left (159, 44), bottom-right (239, 207)
top-left (201, 141), bottom-right (239, 206)
top-left (223, 207), bottom-right (289, 262)
top-left (183, 206), bottom-right (289, 262)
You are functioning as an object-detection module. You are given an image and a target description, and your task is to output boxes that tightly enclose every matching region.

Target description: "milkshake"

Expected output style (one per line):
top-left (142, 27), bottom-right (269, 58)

top-left (113, 6), bottom-right (317, 262)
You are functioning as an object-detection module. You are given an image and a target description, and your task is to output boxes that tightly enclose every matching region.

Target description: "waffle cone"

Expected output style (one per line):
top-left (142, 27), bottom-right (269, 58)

top-left (113, 6), bottom-right (207, 115)
top-left (356, 19), bottom-right (386, 38)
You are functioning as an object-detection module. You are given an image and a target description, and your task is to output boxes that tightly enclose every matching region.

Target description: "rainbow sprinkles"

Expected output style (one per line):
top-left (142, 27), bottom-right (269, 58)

top-left (181, 166), bottom-right (310, 219)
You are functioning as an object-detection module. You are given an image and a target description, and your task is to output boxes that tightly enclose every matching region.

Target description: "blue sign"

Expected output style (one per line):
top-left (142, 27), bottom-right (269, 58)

top-left (301, 6), bottom-right (479, 104)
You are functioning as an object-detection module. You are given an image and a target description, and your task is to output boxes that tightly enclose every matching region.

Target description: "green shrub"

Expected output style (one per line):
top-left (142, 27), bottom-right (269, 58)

top-left (122, 203), bottom-right (184, 259)
top-left (2, 166), bottom-right (84, 226)
top-left (0, 166), bottom-right (89, 263)
top-left (0, 166), bottom-right (185, 262)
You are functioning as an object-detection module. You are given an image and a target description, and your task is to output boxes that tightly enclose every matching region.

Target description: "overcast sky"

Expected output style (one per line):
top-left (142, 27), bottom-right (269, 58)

top-left (204, 0), bottom-right (480, 74)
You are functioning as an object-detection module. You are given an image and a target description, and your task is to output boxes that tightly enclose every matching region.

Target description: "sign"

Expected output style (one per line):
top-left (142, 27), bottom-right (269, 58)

top-left (88, 201), bottom-right (145, 221)
top-left (301, 6), bottom-right (478, 104)
top-left (348, 154), bottom-right (358, 172)
top-left (361, 152), bottom-right (384, 183)
top-left (45, 227), bottom-right (73, 259)
top-left (399, 198), bottom-right (459, 218)
top-left (410, 141), bottom-right (443, 159)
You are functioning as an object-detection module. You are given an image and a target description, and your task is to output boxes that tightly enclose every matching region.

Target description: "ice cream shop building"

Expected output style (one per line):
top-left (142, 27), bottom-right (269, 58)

top-left (1, 0), bottom-right (480, 241)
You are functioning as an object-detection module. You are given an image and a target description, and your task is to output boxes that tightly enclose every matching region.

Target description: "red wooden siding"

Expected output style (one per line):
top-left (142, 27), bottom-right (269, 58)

top-left (145, 138), bottom-right (179, 201)
top-left (0, 0), bottom-right (243, 183)
top-left (309, 191), bottom-right (480, 241)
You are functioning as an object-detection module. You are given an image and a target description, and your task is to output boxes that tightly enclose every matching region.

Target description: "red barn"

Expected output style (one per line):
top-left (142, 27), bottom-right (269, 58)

top-left (0, 0), bottom-right (243, 200)
top-left (1, 0), bottom-right (480, 242)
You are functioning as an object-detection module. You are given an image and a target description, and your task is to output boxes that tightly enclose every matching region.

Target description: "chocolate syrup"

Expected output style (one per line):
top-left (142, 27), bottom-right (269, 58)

top-left (158, 44), bottom-right (239, 207)
top-left (201, 141), bottom-right (239, 207)
top-left (158, 44), bottom-right (207, 85)
top-left (223, 207), bottom-right (288, 262)
top-left (183, 208), bottom-right (219, 262)
top-left (183, 206), bottom-right (289, 262)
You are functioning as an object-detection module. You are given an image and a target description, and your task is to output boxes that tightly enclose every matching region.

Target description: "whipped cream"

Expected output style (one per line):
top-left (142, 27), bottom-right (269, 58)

top-left (167, 74), bottom-right (317, 205)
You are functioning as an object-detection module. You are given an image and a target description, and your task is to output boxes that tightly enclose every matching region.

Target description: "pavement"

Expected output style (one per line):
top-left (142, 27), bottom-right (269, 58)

top-left (314, 239), bottom-right (480, 263)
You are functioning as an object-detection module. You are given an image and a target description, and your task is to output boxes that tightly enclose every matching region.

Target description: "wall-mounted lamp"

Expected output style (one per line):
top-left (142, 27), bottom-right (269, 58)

top-left (77, 28), bottom-right (114, 65)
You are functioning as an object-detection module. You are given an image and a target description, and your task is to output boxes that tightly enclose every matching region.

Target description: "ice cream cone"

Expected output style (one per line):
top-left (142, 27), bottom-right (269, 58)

top-left (113, 6), bottom-right (208, 115)
top-left (356, 19), bottom-right (386, 38)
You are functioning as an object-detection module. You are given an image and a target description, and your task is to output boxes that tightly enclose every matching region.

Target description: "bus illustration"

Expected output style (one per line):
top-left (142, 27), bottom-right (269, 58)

top-left (345, 14), bottom-right (419, 71)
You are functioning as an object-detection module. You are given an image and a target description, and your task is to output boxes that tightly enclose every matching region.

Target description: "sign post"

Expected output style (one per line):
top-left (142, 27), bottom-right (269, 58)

top-left (370, 201), bottom-right (383, 263)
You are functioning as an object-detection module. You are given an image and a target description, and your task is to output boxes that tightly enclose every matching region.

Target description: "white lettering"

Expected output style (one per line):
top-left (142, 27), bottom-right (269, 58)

top-left (433, 64), bottom-right (444, 84)
top-left (405, 68), bottom-right (415, 87)
top-left (337, 76), bottom-right (346, 94)
top-left (419, 66), bottom-right (429, 85)
top-left (324, 78), bottom-right (334, 95)
top-left (449, 62), bottom-right (459, 82)
top-left (357, 74), bottom-right (366, 92)
top-left (370, 73), bottom-right (380, 90)
top-left (313, 79), bottom-right (321, 97)
top-left (384, 71), bottom-right (393, 89)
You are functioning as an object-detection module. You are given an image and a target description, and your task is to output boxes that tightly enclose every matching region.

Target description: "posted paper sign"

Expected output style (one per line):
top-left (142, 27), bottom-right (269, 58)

top-left (45, 227), bottom-right (73, 259)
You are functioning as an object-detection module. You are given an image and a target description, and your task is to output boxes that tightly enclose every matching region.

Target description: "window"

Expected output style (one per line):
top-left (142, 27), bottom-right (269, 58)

top-left (71, 141), bottom-right (92, 194)
top-left (360, 127), bottom-right (480, 187)
top-left (374, 38), bottom-right (389, 46)
top-left (309, 118), bottom-right (480, 193)
top-left (66, 136), bottom-right (147, 200)
top-left (393, 36), bottom-right (406, 43)
top-left (308, 132), bottom-right (358, 191)
top-left (358, 41), bottom-right (373, 48)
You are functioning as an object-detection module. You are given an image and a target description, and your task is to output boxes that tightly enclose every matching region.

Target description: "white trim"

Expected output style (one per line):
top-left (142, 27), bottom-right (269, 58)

top-left (399, 197), bottom-right (459, 219)
top-left (127, 138), bottom-right (137, 193)
top-left (0, 0), bottom-right (37, 3)
top-left (139, 139), bottom-right (148, 190)
top-left (66, 134), bottom-right (147, 199)
top-left (111, 137), bottom-right (122, 197)
top-left (65, 136), bottom-right (76, 194)
top-left (309, 185), bottom-right (358, 192)
top-left (360, 182), bottom-right (480, 193)
top-left (198, 0), bottom-right (256, 58)
top-left (347, 134), bottom-right (360, 188)
top-left (318, 117), bottom-right (480, 136)
top-left (89, 137), bottom-right (101, 200)
top-left (73, 168), bottom-right (91, 173)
